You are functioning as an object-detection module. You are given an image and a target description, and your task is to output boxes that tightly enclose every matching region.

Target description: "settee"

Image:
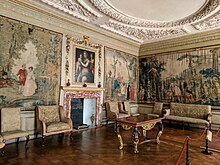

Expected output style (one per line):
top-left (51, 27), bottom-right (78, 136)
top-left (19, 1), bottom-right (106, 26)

top-left (165, 103), bottom-right (212, 128)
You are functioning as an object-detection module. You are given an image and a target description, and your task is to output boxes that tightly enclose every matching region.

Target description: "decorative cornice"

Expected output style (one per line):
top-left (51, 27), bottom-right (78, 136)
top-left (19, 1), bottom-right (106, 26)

top-left (61, 86), bottom-right (105, 91)
top-left (39, 0), bottom-right (97, 22)
top-left (194, 10), bottom-right (220, 30)
top-left (102, 21), bottom-right (185, 42)
top-left (90, 0), bottom-right (220, 28)
top-left (140, 28), bottom-right (220, 55)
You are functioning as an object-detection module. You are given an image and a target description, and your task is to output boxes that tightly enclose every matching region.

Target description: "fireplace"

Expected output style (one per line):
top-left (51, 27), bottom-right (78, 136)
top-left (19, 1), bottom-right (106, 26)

top-left (70, 98), bottom-right (96, 129)
top-left (62, 86), bottom-right (104, 127)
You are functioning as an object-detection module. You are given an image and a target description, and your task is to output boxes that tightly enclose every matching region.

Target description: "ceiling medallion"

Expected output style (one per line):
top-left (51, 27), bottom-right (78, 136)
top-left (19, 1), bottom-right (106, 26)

top-left (90, 0), bottom-right (219, 28)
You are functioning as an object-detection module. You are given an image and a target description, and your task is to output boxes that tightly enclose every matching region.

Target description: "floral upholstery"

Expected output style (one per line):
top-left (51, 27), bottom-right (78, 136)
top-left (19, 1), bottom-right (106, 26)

top-left (1, 107), bottom-right (21, 132)
top-left (147, 102), bottom-right (163, 118)
top-left (36, 105), bottom-right (73, 145)
top-left (39, 105), bottom-right (60, 123)
top-left (152, 102), bottom-right (163, 115)
top-left (165, 103), bottom-right (211, 126)
top-left (105, 101), bottom-right (131, 124)
top-left (0, 107), bottom-right (29, 152)
top-left (46, 122), bottom-right (71, 133)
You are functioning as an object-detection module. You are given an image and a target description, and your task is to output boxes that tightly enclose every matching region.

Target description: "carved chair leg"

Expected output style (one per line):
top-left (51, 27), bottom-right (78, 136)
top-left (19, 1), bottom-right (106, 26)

top-left (35, 132), bottom-right (38, 139)
top-left (70, 131), bottom-right (74, 140)
top-left (106, 120), bottom-right (108, 127)
top-left (42, 136), bottom-right (45, 147)
top-left (16, 138), bottom-right (19, 151)
top-left (1, 146), bottom-right (5, 156)
top-left (25, 135), bottom-right (29, 151)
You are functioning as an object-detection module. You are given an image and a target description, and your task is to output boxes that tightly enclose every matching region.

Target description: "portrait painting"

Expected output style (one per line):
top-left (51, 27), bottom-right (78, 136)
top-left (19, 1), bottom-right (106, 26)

top-left (0, 16), bottom-right (62, 107)
top-left (73, 46), bottom-right (96, 84)
top-left (104, 47), bottom-right (137, 101)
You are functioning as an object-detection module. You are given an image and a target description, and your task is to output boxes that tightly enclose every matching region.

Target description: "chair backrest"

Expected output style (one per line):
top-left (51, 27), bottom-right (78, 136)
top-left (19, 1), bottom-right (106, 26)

top-left (37, 105), bottom-right (60, 123)
top-left (123, 101), bottom-right (131, 114)
top-left (105, 101), bottom-right (119, 114)
top-left (152, 102), bottom-right (163, 115)
top-left (1, 107), bottom-right (21, 132)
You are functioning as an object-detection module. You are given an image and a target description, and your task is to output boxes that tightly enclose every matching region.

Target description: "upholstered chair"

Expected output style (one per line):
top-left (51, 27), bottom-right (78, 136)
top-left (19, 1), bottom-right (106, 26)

top-left (105, 101), bottom-right (130, 125)
top-left (123, 101), bottom-right (139, 116)
top-left (36, 105), bottom-right (73, 146)
top-left (148, 102), bottom-right (164, 118)
top-left (0, 107), bottom-right (29, 154)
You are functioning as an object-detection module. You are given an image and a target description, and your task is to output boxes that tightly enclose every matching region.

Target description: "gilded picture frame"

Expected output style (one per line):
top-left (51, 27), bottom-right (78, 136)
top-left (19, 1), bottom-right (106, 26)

top-left (73, 46), bottom-right (96, 84)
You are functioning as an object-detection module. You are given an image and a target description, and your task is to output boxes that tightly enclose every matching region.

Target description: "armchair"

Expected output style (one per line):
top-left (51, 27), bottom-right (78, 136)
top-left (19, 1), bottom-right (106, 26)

top-left (148, 102), bottom-right (164, 118)
top-left (36, 105), bottom-right (73, 146)
top-left (0, 107), bottom-right (29, 154)
top-left (105, 101), bottom-right (130, 125)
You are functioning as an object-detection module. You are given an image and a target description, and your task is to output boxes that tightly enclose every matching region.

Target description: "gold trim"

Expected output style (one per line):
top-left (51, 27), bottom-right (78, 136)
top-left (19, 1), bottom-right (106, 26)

top-left (73, 45), bottom-right (96, 85)
top-left (65, 35), bottom-right (71, 83)
top-left (61, 86), bottom-right (105, 91)
top-left (121, 125), bottom-right (132, 130)
top-left (73, 36), bottom-right (102, 83)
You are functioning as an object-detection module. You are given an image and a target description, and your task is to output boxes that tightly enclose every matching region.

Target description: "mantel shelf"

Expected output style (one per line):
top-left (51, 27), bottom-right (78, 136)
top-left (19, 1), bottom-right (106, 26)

top-left (61, 86), bottom-right (105, 91)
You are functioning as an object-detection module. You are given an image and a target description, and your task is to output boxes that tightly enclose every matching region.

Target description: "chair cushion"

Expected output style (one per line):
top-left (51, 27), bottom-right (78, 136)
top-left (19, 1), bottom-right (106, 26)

top-left (118, 113), bottom-right (130, 118)
top-left (148, 114), bottom-right (160, 118)
top-left (1, 107), bottom-right (21, 132)
top-left (46, 122), bottom-right (71, 133)
top-left (1, 130), bottom-right (29, 140)
top-left (165, 115), bottom-right (210, 125)
top-left (39, 106), bottom-right (60, 123)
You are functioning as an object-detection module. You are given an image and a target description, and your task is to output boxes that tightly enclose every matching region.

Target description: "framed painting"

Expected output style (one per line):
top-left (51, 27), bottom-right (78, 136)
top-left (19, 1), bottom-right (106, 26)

top-left (73, 46), bottom-right (96, 84)
top-left (0, 16), bottom-right (62, 107)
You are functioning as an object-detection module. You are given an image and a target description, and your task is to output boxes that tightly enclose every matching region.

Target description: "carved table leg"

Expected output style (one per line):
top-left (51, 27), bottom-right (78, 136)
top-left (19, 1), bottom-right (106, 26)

top-left (133, 127), bottom-right (139, 153)
top-left (156, 121), bottom-right (164, 144)
top-left (115, 123), bottom-right (124, 150)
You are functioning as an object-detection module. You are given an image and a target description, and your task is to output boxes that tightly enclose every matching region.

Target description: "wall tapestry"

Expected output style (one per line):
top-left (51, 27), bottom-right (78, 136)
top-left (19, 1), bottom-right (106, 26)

top-left (139, 47), bottom-right (220, 106)
top-left (104, 47), bottom-right (137, 101)
top-left (0, 16), bottom-right (62, 107)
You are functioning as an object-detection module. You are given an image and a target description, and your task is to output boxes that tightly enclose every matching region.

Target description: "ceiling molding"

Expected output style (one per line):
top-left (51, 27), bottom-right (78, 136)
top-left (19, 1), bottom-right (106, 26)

top-left (5, 0), bottom-right (220, 44)
top-left (139, 28), bottom-right (220, 55)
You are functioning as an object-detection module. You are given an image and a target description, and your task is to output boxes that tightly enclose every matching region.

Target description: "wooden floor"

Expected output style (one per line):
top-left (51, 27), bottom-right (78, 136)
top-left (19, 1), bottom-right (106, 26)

top-left (0, 125), bottom-right (220, 165)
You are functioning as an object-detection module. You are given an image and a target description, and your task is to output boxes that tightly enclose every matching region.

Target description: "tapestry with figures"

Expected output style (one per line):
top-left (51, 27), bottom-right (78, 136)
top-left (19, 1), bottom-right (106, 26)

top-left (0, 16), bottom-right (62, 107)
top-left (139, 47), bottom-right (220, 106)
top-left (104, 47), bottom-right (137, 101)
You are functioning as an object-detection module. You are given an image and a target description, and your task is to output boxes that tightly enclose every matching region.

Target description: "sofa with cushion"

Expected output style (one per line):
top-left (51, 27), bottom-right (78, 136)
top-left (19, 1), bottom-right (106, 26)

top-left (165, 103), bottom-right (212, 128)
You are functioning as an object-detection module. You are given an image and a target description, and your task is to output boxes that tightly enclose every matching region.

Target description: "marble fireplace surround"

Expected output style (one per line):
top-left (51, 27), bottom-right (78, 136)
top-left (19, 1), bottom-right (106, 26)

top-left (62, 86), bottom-right (104, 127)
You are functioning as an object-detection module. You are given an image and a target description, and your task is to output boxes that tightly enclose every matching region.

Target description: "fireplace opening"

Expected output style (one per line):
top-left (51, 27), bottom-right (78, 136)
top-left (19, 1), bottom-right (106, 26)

top-left (70, 98), bottom-right (96, 129)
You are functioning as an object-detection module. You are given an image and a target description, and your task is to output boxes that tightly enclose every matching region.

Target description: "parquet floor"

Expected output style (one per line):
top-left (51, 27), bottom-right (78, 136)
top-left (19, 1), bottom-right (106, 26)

top-left (0, 125), bottom-right (220, 165)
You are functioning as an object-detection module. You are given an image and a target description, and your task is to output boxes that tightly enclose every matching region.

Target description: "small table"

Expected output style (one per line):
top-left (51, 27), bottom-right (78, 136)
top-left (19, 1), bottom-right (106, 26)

top-left (115, 115), bottom-right (164, 153)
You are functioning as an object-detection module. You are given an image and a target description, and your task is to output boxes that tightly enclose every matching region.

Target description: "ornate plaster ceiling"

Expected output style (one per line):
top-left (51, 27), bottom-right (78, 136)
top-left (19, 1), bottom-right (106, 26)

top-left (38, 0), bottom-right (220, 44)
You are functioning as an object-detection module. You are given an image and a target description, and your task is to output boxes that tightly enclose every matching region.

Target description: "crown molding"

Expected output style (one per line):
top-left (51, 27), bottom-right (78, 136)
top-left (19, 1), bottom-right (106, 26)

top-left (1, 0), bottom-right (140, 55)
top-left (139, 28), bottom-right (220, 56)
